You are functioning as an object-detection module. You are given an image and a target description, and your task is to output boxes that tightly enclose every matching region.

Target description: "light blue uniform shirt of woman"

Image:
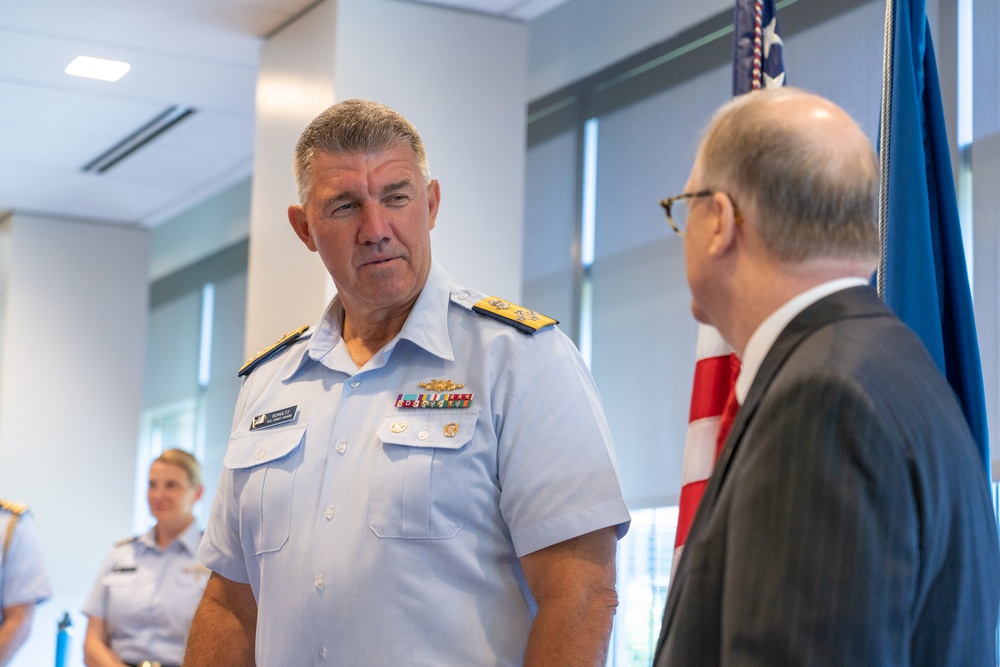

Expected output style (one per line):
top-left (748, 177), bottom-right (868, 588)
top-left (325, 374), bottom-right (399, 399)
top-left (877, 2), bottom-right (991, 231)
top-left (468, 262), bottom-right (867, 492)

top-left (83, 450), bottom-right (208, 667)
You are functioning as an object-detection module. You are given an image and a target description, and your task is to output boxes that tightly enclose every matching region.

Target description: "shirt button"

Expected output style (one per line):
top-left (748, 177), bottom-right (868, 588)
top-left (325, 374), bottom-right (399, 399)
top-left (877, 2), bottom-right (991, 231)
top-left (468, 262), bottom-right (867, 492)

top-left (456, 290), bottom-right (470, 300)
top-left (324, 505), bottom-right (335, 520)
top-left (418, 429), bottom-right (429, 440)
top-left (314, 575), bottom-right (325, 589)
top-left (336, 440), bottom-right (347, 454)
top-left (320, 647), bottom-right (327, 660)
top-left (349, 379), bottom-right (360, 388)
top-left (255, 450), bottom-right (264, 461)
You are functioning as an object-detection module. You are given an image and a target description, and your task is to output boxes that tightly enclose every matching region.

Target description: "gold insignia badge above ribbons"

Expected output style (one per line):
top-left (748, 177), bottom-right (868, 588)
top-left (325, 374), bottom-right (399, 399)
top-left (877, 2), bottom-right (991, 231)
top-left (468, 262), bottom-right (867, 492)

top-left (238, 325), bottom-right (309, 377)
top-left (472, 297), bottom-right (558, 335)
top-left (419, 379), bottom-right (465, 391)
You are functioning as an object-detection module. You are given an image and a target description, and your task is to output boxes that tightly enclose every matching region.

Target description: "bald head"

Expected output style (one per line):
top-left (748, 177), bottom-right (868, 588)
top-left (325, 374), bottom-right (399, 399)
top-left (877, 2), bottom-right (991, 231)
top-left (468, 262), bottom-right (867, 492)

top-left (694, 87), bottom-right (878, 263)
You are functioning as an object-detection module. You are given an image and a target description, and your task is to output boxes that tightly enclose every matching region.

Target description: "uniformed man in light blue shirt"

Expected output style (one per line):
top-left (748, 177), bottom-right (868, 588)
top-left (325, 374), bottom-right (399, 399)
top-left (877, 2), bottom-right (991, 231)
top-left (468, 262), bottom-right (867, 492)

top-left (187, 99), bottom-right (631, 667)
top-left (0, 499), bottom-right (52, 666)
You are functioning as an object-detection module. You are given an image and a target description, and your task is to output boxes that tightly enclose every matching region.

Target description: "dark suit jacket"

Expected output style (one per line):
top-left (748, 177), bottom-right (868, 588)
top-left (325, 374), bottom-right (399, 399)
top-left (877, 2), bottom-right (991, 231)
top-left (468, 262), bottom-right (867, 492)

top-left (654, 286), bottom-right (1000, 666)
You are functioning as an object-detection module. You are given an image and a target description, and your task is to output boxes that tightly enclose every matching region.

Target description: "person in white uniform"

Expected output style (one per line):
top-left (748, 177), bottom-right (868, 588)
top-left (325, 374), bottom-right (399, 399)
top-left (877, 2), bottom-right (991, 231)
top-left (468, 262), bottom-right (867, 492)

top-left (0, 499), bottom-right (52, 666)
top-left (186, 99), bottom-right (631, 667)
top-left (83, 449), bottom-right (209, 667)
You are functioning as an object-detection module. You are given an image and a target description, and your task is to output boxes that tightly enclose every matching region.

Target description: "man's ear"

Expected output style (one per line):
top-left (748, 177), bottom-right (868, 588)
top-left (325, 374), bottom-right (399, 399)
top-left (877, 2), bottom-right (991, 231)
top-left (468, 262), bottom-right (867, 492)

top-left (426, 179), bottom-right (440, 231)
top-left (288, 205), bottom-right (318, 252)
top-left (707, 192), bottom-right (738, 257)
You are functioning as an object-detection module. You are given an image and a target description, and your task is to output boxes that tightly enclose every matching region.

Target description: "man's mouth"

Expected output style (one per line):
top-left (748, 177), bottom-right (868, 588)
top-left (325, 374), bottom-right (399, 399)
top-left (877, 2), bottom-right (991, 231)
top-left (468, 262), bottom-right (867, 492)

top-left (362, 256), bottom-right (398, 267)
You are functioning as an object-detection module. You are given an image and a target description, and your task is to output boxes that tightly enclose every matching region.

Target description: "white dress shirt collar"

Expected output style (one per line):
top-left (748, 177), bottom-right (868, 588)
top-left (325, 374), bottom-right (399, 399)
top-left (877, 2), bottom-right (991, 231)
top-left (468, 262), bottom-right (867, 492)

top-left (735, 277), bottom-right (869, 404)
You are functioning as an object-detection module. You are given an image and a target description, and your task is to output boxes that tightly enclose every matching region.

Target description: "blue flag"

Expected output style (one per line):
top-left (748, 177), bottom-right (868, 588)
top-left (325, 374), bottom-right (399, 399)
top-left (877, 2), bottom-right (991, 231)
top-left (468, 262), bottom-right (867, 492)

top-left (881, 0), bottom-right (990, 474)
top-left (733, 0), bottom-right (785, 96)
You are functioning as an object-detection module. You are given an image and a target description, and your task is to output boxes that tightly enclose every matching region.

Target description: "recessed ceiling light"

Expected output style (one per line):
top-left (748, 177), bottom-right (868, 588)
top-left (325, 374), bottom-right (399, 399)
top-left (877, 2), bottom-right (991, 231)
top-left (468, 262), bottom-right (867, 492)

top-left (65, 56), bottom-right (131, 82)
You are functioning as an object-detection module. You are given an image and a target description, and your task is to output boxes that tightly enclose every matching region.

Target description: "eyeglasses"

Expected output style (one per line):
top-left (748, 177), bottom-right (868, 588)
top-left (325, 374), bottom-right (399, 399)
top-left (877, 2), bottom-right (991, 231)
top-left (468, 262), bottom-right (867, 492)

top-left (659, 190), bottom-right (715, 237)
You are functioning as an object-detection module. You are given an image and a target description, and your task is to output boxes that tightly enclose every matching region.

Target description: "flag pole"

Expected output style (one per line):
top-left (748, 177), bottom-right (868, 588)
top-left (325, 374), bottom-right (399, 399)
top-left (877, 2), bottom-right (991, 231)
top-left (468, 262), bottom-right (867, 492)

top-left (876, 0), bottom-right (895, 299)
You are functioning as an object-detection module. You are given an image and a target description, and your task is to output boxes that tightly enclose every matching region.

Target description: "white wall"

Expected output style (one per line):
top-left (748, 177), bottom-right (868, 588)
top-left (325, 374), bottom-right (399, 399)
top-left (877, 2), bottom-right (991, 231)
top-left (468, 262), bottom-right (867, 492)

top-left (0, 214), bottom-right (149, 667)
top-left (150, 178), bottom-right (251, 281)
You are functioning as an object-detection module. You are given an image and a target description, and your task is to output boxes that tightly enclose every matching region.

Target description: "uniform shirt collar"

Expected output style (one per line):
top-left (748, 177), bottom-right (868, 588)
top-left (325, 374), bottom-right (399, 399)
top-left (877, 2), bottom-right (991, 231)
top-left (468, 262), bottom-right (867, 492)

top-left (396, 261), bottom-right (455, 361)
top-left (735, 277), bottom-right (869, 404)
top-left (288, 261), bottom-right (455, 379)
top-left (137, 519), bottom-right (202, 555)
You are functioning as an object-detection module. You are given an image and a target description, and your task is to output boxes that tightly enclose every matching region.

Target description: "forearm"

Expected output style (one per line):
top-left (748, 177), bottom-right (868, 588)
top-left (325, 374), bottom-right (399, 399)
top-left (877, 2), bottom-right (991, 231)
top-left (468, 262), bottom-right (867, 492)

top-left (0, 604), bottom-right (33, 667)
top-left (82, 618), bottom-right (127, 667)
top-left (184, 572), bottom-right (257, 667)
top-left (523, 583), bottom-right (618, 666)
top-left (521, 526), bottom-right (620, 667)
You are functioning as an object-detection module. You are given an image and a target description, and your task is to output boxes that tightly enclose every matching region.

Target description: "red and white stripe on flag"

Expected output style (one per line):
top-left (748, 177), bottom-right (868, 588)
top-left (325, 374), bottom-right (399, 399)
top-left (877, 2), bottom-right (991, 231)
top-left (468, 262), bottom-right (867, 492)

top-left (671, 324), bottom-right (739, 578)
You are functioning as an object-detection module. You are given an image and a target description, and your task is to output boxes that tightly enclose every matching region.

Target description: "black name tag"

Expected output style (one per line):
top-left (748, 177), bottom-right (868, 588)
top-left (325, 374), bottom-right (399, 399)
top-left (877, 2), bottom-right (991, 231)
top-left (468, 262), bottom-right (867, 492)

top-left (250, 406), bottom-right (297, 430)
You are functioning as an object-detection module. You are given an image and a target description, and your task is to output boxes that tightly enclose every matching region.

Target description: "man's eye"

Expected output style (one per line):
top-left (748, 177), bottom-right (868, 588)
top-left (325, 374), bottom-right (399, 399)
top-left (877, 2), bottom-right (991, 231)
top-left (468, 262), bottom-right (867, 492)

top-left (386, 194), bottom-right (409, 205)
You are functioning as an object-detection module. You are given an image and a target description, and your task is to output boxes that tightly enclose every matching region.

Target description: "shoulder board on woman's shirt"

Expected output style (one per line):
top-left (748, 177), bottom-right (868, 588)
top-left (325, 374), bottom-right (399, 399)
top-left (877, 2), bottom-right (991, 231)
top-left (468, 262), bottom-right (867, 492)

top-left (0, 499), bottom-right (28, 516)
top-left (114, 535), bottom-right (138, 547)
top-left (238, 325), bottom-right (310, 377)
top-left (472, 297), bottom-right (558, 335)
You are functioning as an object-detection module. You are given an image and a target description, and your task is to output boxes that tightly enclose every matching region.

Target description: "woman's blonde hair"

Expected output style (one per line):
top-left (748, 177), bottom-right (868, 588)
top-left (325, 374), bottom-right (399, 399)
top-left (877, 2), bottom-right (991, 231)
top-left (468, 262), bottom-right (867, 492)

top-left (153, 448), bottom-right (202, 487)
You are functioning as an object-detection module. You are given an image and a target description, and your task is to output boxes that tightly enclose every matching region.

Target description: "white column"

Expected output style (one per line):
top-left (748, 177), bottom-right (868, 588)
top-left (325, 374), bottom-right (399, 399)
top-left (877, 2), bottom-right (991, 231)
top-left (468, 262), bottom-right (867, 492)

top-left (973, 0), bottom-right (1000, 475)
top-left (245, 0), bottom-right (528, 355)
top-left (0, 213), bottom-right (149, 667)
top-left (244, 0), bottom-right (338, 356)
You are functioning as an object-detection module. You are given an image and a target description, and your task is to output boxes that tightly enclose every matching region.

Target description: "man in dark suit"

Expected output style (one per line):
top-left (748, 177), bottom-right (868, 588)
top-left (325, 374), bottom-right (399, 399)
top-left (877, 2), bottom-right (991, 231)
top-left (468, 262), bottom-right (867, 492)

top-left (654, 87), bottom-right (1000, 666)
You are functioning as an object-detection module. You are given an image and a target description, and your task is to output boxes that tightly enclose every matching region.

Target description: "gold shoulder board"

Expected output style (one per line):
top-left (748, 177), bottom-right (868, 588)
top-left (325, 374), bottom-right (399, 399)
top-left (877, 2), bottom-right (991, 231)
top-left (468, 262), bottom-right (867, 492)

top-left (238, 325), bottom-right (310, 378)
top-left (472, 297), bottom-right (558, 335)
top-left (0, 499), bottom-right (28, 516)
top-left (114, 535), bottom-right (138, 547)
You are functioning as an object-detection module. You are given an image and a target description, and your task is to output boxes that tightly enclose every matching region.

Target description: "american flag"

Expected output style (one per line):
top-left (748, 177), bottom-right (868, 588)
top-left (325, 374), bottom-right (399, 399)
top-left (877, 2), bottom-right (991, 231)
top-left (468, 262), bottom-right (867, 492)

top-left (672, 326), bottom-right (740, 577)
top-left (733, 0), bottom-right (786, 95)
top-left (671, 0), bottom-right (785, 577)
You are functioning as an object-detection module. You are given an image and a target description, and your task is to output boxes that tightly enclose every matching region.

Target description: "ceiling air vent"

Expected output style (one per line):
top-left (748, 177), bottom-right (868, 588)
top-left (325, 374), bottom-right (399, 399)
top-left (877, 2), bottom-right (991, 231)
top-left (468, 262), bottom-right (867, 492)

top-left (82, 105), bottom-right (196, 174)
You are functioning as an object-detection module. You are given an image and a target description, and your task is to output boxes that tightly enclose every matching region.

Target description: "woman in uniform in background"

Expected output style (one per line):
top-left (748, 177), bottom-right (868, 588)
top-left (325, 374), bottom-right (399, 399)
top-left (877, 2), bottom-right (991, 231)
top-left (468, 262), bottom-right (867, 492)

top-left (83, 449), bottom-right (209, 667)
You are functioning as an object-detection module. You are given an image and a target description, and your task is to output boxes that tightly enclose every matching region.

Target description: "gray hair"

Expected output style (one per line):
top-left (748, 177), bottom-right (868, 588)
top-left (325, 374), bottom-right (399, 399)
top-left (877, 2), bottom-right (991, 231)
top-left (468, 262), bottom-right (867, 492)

top-left (697, 87), bottom-right (878, 262)
top-left (293, 99), bottom-right (431, 204)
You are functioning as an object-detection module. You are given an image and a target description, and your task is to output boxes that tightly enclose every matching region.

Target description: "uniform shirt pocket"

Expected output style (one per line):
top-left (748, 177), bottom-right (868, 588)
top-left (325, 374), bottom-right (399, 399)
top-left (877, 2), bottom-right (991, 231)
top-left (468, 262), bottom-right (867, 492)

top-left (225, 426), bottom-right (305, 555)
top-left (370, 411), bottom-right (478, 539)
top-left (104, 566), bottom-right (152, 630)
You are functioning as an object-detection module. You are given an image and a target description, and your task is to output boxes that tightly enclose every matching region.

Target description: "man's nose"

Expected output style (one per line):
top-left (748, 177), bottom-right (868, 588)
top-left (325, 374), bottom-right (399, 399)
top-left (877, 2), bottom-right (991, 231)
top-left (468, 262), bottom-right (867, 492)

top-left (357, 206), bottom-right (392, 244)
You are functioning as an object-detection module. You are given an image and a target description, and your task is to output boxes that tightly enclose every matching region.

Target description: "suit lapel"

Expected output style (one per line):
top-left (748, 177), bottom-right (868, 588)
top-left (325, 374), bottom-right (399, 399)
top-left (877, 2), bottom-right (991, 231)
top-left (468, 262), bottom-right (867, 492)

top-left (708, 286), bottom-right (886, 489)
top-left (655, 287), bottom-right (888, 651)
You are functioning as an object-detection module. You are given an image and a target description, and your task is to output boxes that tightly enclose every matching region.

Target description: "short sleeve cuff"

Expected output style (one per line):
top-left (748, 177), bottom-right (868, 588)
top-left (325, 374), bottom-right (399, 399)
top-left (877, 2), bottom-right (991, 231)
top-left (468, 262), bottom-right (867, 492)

top-left (198, 539), bottom-right (252, 585)
top-left (511, 498), bottom-right (631, 557)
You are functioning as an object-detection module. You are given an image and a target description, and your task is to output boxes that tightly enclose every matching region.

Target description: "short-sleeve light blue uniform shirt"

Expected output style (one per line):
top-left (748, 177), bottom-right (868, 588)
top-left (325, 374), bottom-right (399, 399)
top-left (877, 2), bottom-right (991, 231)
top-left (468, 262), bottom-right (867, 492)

top-left (0, 509), bottom-right (51, 622)
top-left (200, 262), bottom-right (631, 666)
top-left (83, 521), bottom-right (208, 665)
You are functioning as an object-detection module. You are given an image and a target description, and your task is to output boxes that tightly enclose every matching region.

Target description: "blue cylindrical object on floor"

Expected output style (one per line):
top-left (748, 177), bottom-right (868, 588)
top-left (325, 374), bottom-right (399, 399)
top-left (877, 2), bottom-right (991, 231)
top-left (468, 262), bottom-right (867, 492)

top-left (54, 612), bottom-right (72, 667)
